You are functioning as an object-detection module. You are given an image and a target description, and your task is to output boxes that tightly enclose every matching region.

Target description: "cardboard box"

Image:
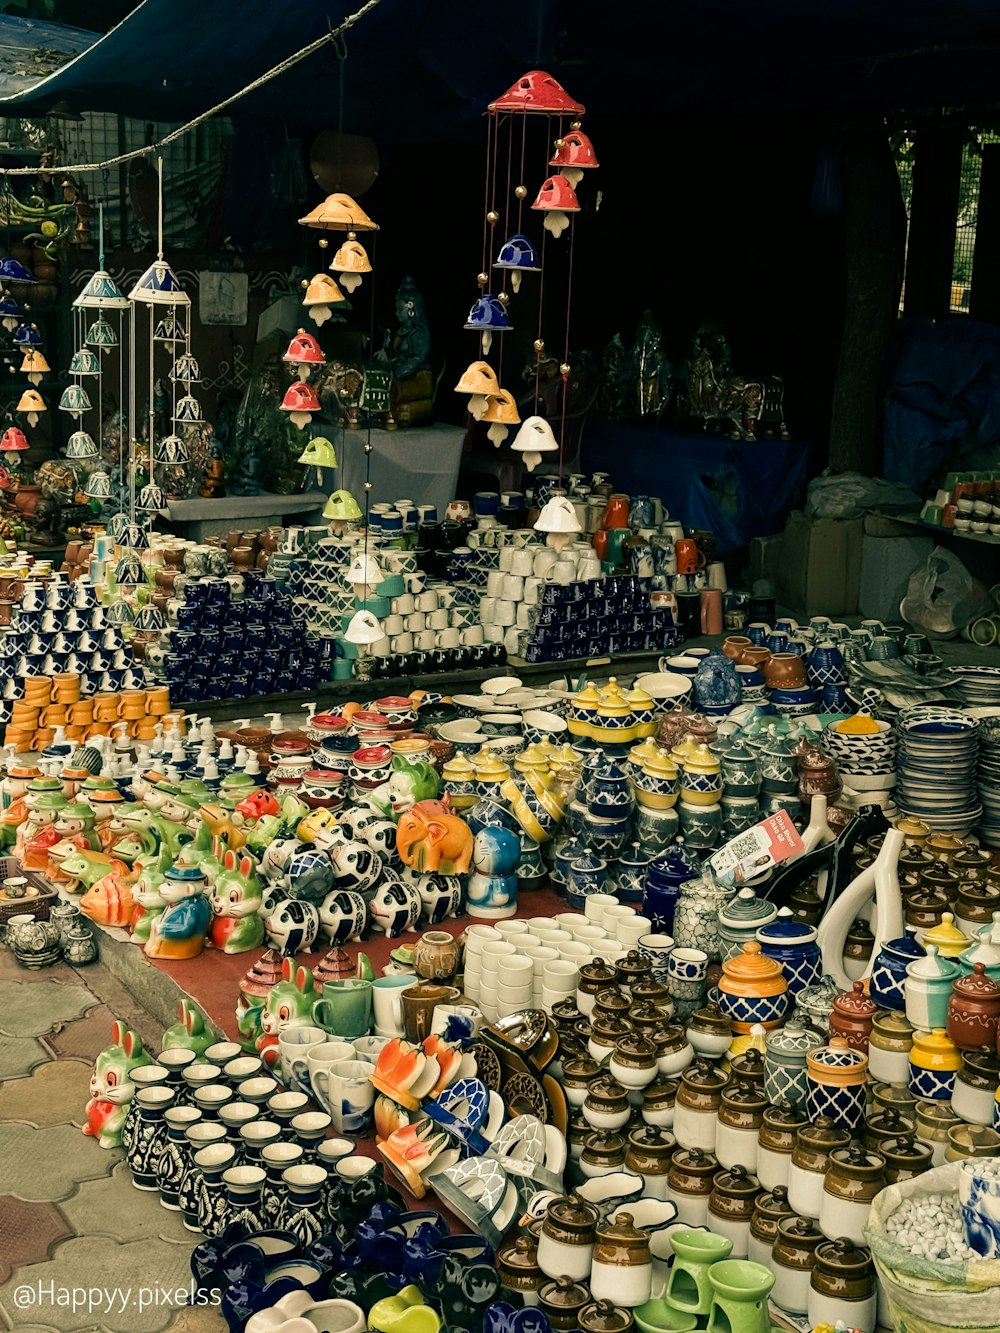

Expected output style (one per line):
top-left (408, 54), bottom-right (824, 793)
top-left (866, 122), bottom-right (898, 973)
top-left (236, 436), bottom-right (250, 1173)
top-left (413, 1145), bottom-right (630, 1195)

top-left (778, 510), bottom-right (863, 616)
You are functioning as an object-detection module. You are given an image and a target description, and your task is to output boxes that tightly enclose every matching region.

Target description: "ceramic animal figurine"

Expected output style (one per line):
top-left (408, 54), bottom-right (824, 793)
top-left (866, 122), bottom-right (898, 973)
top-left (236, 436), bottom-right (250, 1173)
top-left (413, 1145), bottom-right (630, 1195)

top-left (83, 1020), bottom-right (152, 1149)
top-left (319, 888), bottom-right (370, 945)
top-left (235, 789), bottom-right (280, 822)
top-left (396, 800), bottom-right (474, 875)
top-left (466, 827), bottom-right (520, 920)
top-left (259, 959), bottom-right (319, 1066)
top-left (402, 868), bottom-right (464, 924)
top-left (144, 860), bottom-right (212, 959)
top-left (209, 850), bottom-right (265, 953)
top-left (366, 877), bottom-right (423, 937)
top-left (80, 858), bottom-right (137, 927)
top-left (161, 998), bottom-right (216, 1056)
top-left (330, 840), bottom-right (384, 893)
top-left (56, 845), bottom-right (116, 895)
top-left (364, 754), bottom-right (442, 821)
top-left (196, 801), bottom-right (247, 853)
top-left (116, 806), bottom-right (194, 871)
top-left (128, 862), bottom-right (167, 944)
top-left (264, 897), bottom-right (321, 955)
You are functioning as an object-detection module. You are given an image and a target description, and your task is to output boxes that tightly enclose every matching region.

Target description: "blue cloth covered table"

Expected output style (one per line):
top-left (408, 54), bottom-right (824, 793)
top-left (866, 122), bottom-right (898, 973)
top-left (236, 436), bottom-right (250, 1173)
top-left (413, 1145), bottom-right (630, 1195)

top-left (581, 418), bottom-right (810, 552)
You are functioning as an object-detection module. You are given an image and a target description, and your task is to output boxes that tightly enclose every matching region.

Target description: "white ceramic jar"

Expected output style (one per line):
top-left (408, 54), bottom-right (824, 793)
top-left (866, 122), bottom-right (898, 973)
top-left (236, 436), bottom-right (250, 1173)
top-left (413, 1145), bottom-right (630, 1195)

top-left (588, 1212), bottom-right (652, 1308)
top-left (755, 1104), bottom-right (805, 1192)
top-left (786, 1118), bottom-right (850, 1220)
top-left (771, 1216), bottom-right (824, 1315)
top-left (714, 1079), bottom-right (766, 1174)
top-left (537, 1194), bottom-right (598, 1282)
top-left (672, 1059), bottom-right (727, 1154)
top-left (817, 1144), bottom-right (887, 1246)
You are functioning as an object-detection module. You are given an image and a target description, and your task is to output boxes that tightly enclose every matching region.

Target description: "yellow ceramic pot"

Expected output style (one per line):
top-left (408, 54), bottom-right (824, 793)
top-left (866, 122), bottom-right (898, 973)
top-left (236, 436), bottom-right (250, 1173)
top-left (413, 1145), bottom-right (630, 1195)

top-left (568, 684), bottom-right (601, 739)
top-left (626, 684), bottom-right (657, 738)
top-left (718, 941), bottom-right (789, 1033)
top-left (679, 744), bottom-right (722, 808)
top-left (593, 678), bottom-right (638, 745)
top-left (922, 911), bottom-right (970, 959)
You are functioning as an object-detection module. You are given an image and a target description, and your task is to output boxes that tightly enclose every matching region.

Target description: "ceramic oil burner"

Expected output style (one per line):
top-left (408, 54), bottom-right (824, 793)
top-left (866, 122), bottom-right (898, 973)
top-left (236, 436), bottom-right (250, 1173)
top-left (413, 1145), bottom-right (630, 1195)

top-left (641, 1077), bottom-right (678, 1129)
top-left (952, 1045), bottom-right (1000, 1125)
top-left (715, 1080), bottom-right (767, 1175)
top-left (805, 1037), bottom-right (868, 1132)
top-left (867, 1010), bottom-right (914, 1085)
top-left (498, 1235), bottom-right (544, 1307)
top-left (748, 1184), bottom-right (794, 1267)
top-left (948, 962), bottom-right (1000, 1051)
top-left (787, 1117), bottom-right (850, 1219)
top-left (667, 1147), bottom-right (719, 1227)
top-left (717, 889), bottom-right (776, 963)
top-left (707, 1165), bottom-right (761, 1259)
top-left (623, 1125), bottom-right (674, 1200)
top-left (538, 1193), bottom-right (599, 1281)
top-left (589, 1212), bottom-right (652, 1308)
top-left (828, 981), bottom-right (878, 1053)
top-left (806, 1238), bottom-right (877, 1333)
top-left (905, 944), bottom-right (961, 1031)
top-left (673, 1059), bottom-right (729, 1154)
top-left (818, 1142), bottom-right (886, 1246)
top-left (869, 928), bottom-right (925, 1010)
top-left (685, 1003), bottom-right (732, 1058)
top-left (771, 1215), bottom-right (823, 1315)
top-left (756, 1103), bottom-right (806, 1191)
top-left (664, 1228), bottom-right (733, 1316)
top-left (717, 942), bottom-right (789, 1033)
top-left (764, 1020), bottom-right (822, 1110)
top-left (539, 1277), bottom-right (591, 1331)
top-left (908, 1028), bottom-right (962, 1100)
top-left (755, 907), bottom-right (821, 997)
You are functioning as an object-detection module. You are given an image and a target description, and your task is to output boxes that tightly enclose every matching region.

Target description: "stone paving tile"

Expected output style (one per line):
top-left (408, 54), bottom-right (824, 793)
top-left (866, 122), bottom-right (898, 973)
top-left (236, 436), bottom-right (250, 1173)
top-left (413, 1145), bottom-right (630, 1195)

top-left (0, 980), bottom-right (99, 1039)
top-left (0, 1197), bottom-right (72, 1287)
top-left (0, 1123), bottom-right (114, 1202)
top-left (0, 1236), bottom-right (193, 1333)
top-left (165, 1305), bottom-right (225, 1332)
top-left (41, 1004), bottom-right (123, 1064)
top-left (61, 1162), bottom-right (192, 1247)
top-left (0, 946), bottom-right (77, 987)
top-left (0, 1059), bottom-right (90, 1129)
top-left (0, 1038), bottom-right (49, 1083)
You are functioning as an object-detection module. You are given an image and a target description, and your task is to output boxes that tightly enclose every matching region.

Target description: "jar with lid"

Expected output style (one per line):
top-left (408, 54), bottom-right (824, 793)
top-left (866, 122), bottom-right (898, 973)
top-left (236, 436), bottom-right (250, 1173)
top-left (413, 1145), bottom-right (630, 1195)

top-left (946, 1123), bottom-right (1000, 1161)
top-left (867, 1010), bottom-right (914, 1085)
top-left (880, 1133), bottom-right (933, 1185)
top-left (652, 1022), bottom-right (694, 1078)
top-left (537, 1193), bottom-right (599, 1281)
top-left (757, 1102), bottom-right (806, 1191)
top-left (952, 1045), bottom-right (1000, 1125)
top-left (764, 1020), bottom-right (822, 1109)
top-left (728, 1045), bottom-right (767, 1090)
top-left (716, 1079), bottom-right (767, 1173)
top-left (953, 843), bottom-right (993, 882)
top-left (829, 980), bottom-right (879, 1053)
top-left (672, 873), bottom-right (729, 960)
top-left (909, 1028), bottom-right (962, 1101)
top-left (771, 1215), bottom-right (824, 1316)
top-left (748, 1184), bottom-right (794, 1267)
top-left (872, 1081), bottom-right (917, 1119)
top-left (667, 1146), bottom-right (718, 1226)
top-left (631, 975), bottom-right (672, 1007)
top-left (641, 1077), bottom-right (677, 1130)
top-left (580, 1130), bottom-right (628, 1179)
top-left (864, 1106), bottom-right (915, 1153)
top-left (905, 945), bottom-right (961, 1031)
top-left (717, 941), bottom-right (789, 1033)
top-left (787, 1117), bottom-right (850, 1219)
top-left (948, 961), bottom-right (1000, 1051)
top-left (717, 888), bottom-right (777, 962)
top-left (590, 1212), bottom-right (652, 1308)
top-left (906, 884), bottom-right (952, 942)
top-left (593, 987), bottom-right (631, 1023)
top-left (914, 1098), bottom-right (960, 1166)
top-left (807, 1237), bottom-right (877, 1333)
top-left (954, 881), bottom-right (1000, 939)
top-left (588, 1014), bottom-right (633, 1065)
top-left (578, 1299), bottom-right (636, 1333)
top-left (498, 1235), bottom-right (544, 1306)
top-left (539, 1276), bottom-right (591, 1330)
top-left (843, 918), bottom-right (875, 981)
top-left (870, 928), bottom-right (926, 1011)
top-left (577, 958), bottom-right (619, 1016)
top-left (614, 949), bottom-right (653, 988)
top-left (583, 1075), bottom-right (631, 1132)
top-left (642, 846), bottom-right (698, 935)
top-left (563, 1055), bottom-right (600, 1109)
top-left (685, 1002), bottom-right (732, 1059)
top-left (806, 1037), bottom-right (868, 1133)
top-left (673, 1058), bottom-right (729, 1153)
top-left (959, 914), bottom-right (1000, 982)
top-left (707, 1164), bottom-right (761, 1259)
top-left (818, 1142), bottom-right (887, 1245)
top-left (795, 974), bottom-right (838, 1034)
top-left (924, 912), bottom-right (970, 959)
top-left (755, 906), bottom-right (822, 997)
top-left (623, 1125), bottom-right (675, 1200)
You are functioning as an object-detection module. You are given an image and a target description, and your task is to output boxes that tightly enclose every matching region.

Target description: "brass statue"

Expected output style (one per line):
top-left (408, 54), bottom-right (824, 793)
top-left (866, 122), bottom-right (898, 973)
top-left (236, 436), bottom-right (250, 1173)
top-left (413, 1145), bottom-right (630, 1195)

top-left (678, 321), bottom-right (789, 442)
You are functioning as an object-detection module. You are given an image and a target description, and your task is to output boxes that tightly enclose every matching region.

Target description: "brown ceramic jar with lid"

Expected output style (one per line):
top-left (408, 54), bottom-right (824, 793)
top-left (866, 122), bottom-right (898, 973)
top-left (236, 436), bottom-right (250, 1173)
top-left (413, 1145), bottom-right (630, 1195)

top-left (729, 1046), bottom-right (767, 1089)
top-left (914, 1099), bottom-right (960, 1166)
top-left (563, 1054), bottom-right (601, 1108)
top-left (844, 918), bottom-right (875, 978)
top-left (807, 1237), bottom-right (877, 1332)
top-left (630, 976), bottom-right (671, 1007)
top-left (578, 958), bottom-right (618, 1010)
top-left (567, 1109), bottom-right (592, 1160)
top-left (788, 1116), bottom-right (850, 1220)
top-left (673, 1058), bottom-right (729, 1154)
top-left (667, 1145), bottom-right (718, 1226)
top-left (757, 1102), bottom-right (806, 1192)
top-left (819, 1142), bottom-right (887, 1246)
top-left (624, 1125), bottom-right (675, 1198)
top-left (577, 1300), bottom-right (634, 1333)
top-left (898, 842), bottom-right (933, 876)
top-left (539, 1277), bottom-right (591, 1330)
top-left (828, 981), bottom-right (878, 1053)
top-left (589, 1015), bottom-right (632, 1063)
top-left (641, 1077), bottom-right (678, 1130)
top-left (919, 858), bottom-right (959, 894)
top-left (867, 1009), bottom-right (914, 1085)
top-left (708, 1164), bottom-right (762, 1259)
top-left (590, 1211), bottom-right (652, 1308)
top-left (872, 1080), bottom-right (917, 1118)
top-left (498, 1235), bottom-right (544, 1303)
top-left (614, 950), bottom-right (652, 987)
top-left (906, 883), bottom-right (951, 937)
top-left (952, 843), bottom-right (992, 882)
top-left (748, 1184), bottom-right (795, 1267)
top-left (947, 962), bottom-right (1000, 1051)
top-left (954, 881), bottom-right (1000, 937)
top-left (581, 1130), bottom-right (627, 1178)
top-left (880, 1133), bottom-right (933, 1185)
top-left (771, 1215), bottom-right (824, 1316)
top-left (593, 988), bottom-right (631, 1023)
top-left (685, 1001), bottom-right (731, 1055)
top-left (538, 1193), bottom-right (599, 1284)
top-left (864, 1105), bottom-right (915, 1153)
top-left (583, 1075), bottom-right (631, 1132)
top-left (952, 1045), bottom-right (1000, 1126)
top-left (631, 1002), bottom-right (674, 1037)
top-left (927, 830), bottom-right (965, 862)
top-left (716, 1079), bottom-right (767, 1173)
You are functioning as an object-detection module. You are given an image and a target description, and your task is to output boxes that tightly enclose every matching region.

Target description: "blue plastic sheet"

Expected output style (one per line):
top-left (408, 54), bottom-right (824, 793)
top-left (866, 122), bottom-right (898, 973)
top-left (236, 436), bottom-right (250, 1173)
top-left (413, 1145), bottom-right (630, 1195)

top-left (581, 418), bottom-right (808, 552)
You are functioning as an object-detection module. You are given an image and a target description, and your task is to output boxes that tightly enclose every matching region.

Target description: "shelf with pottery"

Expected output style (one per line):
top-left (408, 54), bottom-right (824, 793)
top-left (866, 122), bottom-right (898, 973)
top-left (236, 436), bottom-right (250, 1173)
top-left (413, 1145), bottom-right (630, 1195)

top-left (160, 491), bottom-right (329, 541)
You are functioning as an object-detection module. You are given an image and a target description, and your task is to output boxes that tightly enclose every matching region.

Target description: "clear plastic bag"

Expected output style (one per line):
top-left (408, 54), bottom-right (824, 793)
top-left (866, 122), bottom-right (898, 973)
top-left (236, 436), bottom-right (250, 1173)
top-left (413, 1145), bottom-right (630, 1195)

top-left (900, 547), bottom-right (990, 638)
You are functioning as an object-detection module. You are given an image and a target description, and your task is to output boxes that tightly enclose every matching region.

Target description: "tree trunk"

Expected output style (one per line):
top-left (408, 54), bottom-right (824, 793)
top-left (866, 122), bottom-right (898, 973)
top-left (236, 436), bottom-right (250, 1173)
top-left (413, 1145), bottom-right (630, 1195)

top-left (828, 126), bottom-right (905, 475)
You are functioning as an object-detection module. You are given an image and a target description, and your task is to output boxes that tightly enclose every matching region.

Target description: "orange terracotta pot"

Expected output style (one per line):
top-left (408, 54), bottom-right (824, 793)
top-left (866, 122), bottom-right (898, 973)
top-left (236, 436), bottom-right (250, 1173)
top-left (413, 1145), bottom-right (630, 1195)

top-left (722, 636), bottom-right (753, 661)
top-left (739, 646), bottom-right (772, 669)
top-left (764, 652), bottom-right (808, 689)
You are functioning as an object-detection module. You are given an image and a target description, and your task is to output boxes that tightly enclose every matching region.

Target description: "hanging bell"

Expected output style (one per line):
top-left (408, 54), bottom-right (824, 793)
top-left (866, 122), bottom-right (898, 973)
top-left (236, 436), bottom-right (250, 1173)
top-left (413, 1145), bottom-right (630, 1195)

top-left (550, 128), bottom-right (599, 188)
top-left (531, 176), bottom-right (581, 238)
top-left (84, 470), bottom-right (112, 500)
top-left (68, 347), bottom-right (102, 376)
top-left (86, 317), bottom-right (118, 350)
top-left (488, 70), bottom-right (585, 114)
top-left (113, 552), bottom-right (146, 587)
top-left (0, 295), bottom-right (21, 331)
top-left (328, 235), bottom-right (372, 293)
top-left (173, 395), bottom-right (203, 424)
top-left (0, 427), bottom-right (28, 455)
top-left (296, 435), bottom-right (337, 481)
top-left (58, 384), bottom-right (92, 419)
top-left (481, 389), bottom-right (521, 446)
top-left (454, 360), bottom-right (500, 421)
top-left (153, 317), bottom-right (184, 344)
top-left (0, 257), bottom-right (35, 284)
top-left (323, 489), bottom-right (361, 530)
top-left (344, 609), bottom-right (384, 645)
top-left (280, 380), bottom-right (321, 430)
top-left (299, 193), bottom-right (378, 232)
top-left (74, 269), bottom-right (128, 310)
top-left (137, 482), bottom-right (168, 513)
top-left (282, 329), bottom-right (326, 379)
top-left (155, 435), bottom-right (189, 465)
top-left (104, 599), bottom-right (136, 627)
top-left (170, 353), bottom-right (201, 384)
top-left (106, 512), bottom-right (130, 542)
top-left (510, 415), bottom-right (558, 472)
top-left (464, 294), bottom-right (512, 355)
top-left (133, 603), bottom-right (166, 631)
top-left (120, 523), bottom-right (149, 551)
top-left (534, 495), bottom-right (582, 551)
top-left (302, 273), bottom-right (345, 328)
top-left (494, 234), bottom-right (541, 293)
top-left (16, 388), bottom-right (45, 428)
top-left (346, 552), bottom-right (383, 601)
top-left (66, 430), bottom-right (99, 460)
top-left (14, 323), bottom-right (42, 348)
top-left (129, 259), bottom-right (189, 306)
top-left (20, 350), bottom-right (50, 385)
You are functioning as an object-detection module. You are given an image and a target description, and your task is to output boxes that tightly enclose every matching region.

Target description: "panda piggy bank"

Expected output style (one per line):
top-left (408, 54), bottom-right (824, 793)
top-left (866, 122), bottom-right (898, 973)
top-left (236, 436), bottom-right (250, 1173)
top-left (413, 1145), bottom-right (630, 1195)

top-left (466, 826), bottom-right (520, 920)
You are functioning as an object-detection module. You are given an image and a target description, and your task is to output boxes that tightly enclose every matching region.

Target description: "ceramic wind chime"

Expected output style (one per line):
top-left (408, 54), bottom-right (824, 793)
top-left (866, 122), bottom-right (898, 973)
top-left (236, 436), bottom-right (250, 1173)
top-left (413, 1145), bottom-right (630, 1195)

top-left (456, 68), bottom-right (597, 518)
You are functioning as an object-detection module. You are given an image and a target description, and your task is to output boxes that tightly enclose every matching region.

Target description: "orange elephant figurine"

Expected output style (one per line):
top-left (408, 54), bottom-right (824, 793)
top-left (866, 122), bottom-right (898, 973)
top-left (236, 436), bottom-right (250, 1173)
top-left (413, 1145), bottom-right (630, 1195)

top-left (80, 859), bottom-right (137, 927)
top-left (395, 799), bottom-right (473, 875)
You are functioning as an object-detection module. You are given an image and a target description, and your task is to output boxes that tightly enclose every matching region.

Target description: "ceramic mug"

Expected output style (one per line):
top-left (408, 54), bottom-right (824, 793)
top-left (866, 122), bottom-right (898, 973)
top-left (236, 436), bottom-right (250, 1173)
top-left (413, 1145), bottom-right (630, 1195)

top-left (371, 974), bottom-right (413, 1037)
top-left (401, 983), bottom-right (461, 1042)
top-left (674, 539), bottom-right (706, 575)
top-left (300, 1040), bottom-right (355, 1104)
top-left (278, 1024), bottom-right (328, 1090)
top-left (315, 1057), bottom-right (376, 1132)
top-left (312, 979), bottom-right (374, 1039)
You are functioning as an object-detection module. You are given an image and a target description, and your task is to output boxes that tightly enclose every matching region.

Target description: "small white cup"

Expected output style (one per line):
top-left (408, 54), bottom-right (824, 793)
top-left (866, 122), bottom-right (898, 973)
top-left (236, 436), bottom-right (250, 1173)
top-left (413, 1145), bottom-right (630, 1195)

top-left (383, 614), bottom-right (404, 635)
top-left (511, 548), bottom-right (534, 577)
top-left (559, 941), bottom-right (591, 964)
top-left (502, 574), bottom-right (524, 600)
top-left (394, 593), bottom-right (415, 615)
top-left (428, 608), bottom-right (448, 630)
top-left (415, 630), bottom-right (436, 651)
top-left (486, 572), bottom-right (505, 598)
top-left (404, 611), bottom-right (426, 632)
top-left (618, 914), bottom-right (652, 947)
top-left (438, 628), bottom-right (460, 648)
top-left (494, 601), bottom-right (515, 627)
top-left (496, 920), bottom-right (530, 940)
top-left (584, 893), bottom-right (618, 927)
top-left (542, 959), bottom-right (580, 991)
top-left (463, 626), bottom-right (484, 646)
top-left (464, 924), bottom-right (499, 955)
top-left (416, 591), bottom-right (439, 612)
top-left (390, 633), bottom-right (414, 654)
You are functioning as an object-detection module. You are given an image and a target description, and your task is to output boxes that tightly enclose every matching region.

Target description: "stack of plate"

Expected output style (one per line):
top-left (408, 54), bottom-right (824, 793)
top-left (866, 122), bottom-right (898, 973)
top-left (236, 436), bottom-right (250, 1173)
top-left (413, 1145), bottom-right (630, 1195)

top-left (977, 716), bottom-right (1000, 846)
top-left (946, 665), bottom-right (1000, 708)
top-left (894, 705), bottom-right (981, 834)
